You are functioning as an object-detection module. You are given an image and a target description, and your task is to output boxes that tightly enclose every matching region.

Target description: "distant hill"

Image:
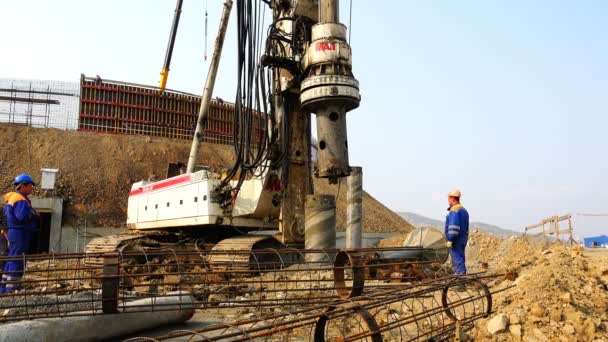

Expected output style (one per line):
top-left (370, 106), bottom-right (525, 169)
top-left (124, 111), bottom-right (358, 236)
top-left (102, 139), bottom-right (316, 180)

top-left (397, 212), bottom-right (518, 237)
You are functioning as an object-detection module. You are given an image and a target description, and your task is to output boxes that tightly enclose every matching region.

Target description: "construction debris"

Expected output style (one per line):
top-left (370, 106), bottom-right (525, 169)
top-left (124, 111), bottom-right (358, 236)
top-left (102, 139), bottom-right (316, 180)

top-left (467, 231), bottom-right (608, 341)
top-left (487, 314), bottom-right (509, 335)
top-left (377, 230), bottom-right (608, 341)
top-left (4, 227), bottom-right (607, 341)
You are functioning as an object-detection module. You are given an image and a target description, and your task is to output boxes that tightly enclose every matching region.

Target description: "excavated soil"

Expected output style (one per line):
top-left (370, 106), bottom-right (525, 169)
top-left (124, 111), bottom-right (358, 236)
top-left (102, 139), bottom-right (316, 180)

top-left (0, 124), bottom-right (413, 232)
top-left (467, 232), bottom-right (608, 342)
top-left (380, 230), bottom-right (608, 341)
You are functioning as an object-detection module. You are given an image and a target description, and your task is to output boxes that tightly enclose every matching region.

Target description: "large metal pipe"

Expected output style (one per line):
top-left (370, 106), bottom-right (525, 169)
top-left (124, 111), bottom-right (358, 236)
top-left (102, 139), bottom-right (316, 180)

top-left (346, 166), bottom-right (363, 249)
top-left (300, 4), bottom-right (360, 182)
top-left (315, 104), bottom-right (350, 180)
top-left (0, 292), bottom-right (195, 342)
top-left (305, 194), bottom-right (336, 263)
top-left (186, 0), bottom-right (233, 173)
top-left (159, 0), bottom-right (184, 91)
top-left (320, 0), bottom-right (339, 23)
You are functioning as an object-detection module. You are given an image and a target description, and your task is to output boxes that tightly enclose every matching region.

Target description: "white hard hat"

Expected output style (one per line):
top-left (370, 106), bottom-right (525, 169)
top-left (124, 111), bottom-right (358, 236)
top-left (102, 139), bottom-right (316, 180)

top-left (448, 189), bottom-right (462, 198)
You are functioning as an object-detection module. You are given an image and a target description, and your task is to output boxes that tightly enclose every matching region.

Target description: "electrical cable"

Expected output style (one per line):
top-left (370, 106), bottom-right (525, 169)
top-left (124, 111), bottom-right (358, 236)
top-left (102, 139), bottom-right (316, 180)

top-left (218, 0), bottom-right (317, 209)
top-left (219, 0), bottom-right (275, 199)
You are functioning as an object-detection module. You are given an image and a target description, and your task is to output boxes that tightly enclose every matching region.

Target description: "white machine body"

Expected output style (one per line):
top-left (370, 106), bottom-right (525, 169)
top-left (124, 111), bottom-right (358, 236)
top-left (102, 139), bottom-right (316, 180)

top-left (127, 170), bottom-right (280, 230)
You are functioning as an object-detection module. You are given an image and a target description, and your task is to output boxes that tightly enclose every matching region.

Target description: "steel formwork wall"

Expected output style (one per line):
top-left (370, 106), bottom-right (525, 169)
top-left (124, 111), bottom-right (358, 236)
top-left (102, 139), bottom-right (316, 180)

top-left (78, 75), bottom-right (251, 145)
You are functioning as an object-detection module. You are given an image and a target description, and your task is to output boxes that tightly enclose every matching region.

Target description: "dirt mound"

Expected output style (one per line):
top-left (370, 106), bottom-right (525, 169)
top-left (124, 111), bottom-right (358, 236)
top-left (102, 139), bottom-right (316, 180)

top-left (314, 177), bottom-right (414, 233)
top-left (377, 229), bottom-right (608, 340)
top-left (0, 124), bottom-right (234, 226)
top-left (465, 231), bottom-right (608, 341)
top-left (0, 124), bottom-right (413, 232)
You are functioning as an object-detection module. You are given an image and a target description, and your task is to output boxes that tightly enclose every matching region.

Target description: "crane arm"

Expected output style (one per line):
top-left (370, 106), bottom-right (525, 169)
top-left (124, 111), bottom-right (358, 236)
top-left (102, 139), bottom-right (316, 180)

top-left (159, 0), bottom-right (184, 91)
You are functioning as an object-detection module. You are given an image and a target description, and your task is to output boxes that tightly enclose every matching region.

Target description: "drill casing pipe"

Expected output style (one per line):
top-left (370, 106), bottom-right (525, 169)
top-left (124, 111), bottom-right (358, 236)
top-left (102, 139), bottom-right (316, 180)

top-left (346, 166), bottom-right (363, 249)
top-left (305, 194), bottom-right (337, 263)
top-left (300, 8), bottom-right (360, 182)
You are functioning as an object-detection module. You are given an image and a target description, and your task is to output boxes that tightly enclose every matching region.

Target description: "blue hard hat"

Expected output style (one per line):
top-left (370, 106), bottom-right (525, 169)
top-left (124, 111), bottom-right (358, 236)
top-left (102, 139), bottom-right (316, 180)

top-left (13, 174), bottom-right (36, 186)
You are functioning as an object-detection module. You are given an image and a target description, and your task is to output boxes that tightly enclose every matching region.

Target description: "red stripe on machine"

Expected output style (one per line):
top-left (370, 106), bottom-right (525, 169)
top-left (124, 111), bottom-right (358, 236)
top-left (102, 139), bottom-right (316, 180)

top-left (129, 174), bottom-right (192, 196)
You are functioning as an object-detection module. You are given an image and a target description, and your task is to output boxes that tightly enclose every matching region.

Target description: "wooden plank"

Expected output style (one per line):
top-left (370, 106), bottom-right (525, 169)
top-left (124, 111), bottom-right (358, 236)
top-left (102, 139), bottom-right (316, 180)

top-left (527, 214), bottom-right (572, 229)
top-left (547, 229), bottom-right (573, 236)
top-left (526, 223), bottom-right (544, 230)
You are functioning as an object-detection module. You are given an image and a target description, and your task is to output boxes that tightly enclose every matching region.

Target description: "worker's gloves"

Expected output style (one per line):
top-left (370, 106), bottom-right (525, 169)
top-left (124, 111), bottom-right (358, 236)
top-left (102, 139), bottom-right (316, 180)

top-left (446, 241), bottom-right (453, 249)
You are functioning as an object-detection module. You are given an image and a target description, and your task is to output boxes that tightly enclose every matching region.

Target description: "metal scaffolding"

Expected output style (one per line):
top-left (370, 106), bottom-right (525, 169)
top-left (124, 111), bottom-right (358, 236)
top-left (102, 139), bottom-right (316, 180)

top-left (0, 78), bottom-right (80, 130)
top-left (0, 76), bottom-right (267, 149)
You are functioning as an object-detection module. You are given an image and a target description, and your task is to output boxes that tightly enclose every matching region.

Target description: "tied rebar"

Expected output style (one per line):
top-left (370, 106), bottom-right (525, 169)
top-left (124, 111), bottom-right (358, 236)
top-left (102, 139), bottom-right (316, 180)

top-left (0, 246), bottom-right (511, 341)
top-left (125, 275), bottom-right (506, 342)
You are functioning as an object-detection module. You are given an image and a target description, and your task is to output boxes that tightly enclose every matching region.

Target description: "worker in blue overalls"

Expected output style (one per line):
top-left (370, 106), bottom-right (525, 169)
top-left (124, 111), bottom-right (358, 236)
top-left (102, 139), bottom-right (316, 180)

top-left (0, 204), bottom-right (8, 271)
top-left (0, 174), bottom-right (39, 294)
top-left (445, 189), bottom-right (469, 275)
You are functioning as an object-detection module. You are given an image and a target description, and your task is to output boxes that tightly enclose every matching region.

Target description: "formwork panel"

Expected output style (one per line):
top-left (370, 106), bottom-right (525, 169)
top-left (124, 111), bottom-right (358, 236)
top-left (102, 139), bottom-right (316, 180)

top-left (78, 75), bottom-right (264, 145)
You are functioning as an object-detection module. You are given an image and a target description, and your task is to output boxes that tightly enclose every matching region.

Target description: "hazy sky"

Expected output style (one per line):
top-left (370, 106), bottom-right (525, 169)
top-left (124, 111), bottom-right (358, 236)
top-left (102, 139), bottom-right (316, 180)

top-left (1, 1), bottom-right (606, 236)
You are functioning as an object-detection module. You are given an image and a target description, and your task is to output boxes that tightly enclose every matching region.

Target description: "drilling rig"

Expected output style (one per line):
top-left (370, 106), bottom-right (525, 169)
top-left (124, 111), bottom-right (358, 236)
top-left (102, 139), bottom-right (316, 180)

top-left (86, 0), bottom-right (360, 266)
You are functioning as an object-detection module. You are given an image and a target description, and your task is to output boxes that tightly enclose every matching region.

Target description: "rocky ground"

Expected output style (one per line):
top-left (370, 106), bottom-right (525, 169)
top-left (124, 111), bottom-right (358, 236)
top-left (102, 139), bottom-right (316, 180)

top-left (474, 248), bottom-right (608, 341)
top-left (6, 124), bottom-right (606, 341)
top-left (463, 231), bottom-right (608, 341)
top-left (378, 230), bottom-right (608, 341)
top-left (5, 229), bottom-right (606, 342)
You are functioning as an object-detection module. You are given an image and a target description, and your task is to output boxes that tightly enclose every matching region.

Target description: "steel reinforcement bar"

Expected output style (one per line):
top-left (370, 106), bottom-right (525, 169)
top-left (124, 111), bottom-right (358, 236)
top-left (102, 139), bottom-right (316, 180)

top-left (125, 275), bottom-right (508, 342)
top-left (0, 247), bottom-right (451, 322)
